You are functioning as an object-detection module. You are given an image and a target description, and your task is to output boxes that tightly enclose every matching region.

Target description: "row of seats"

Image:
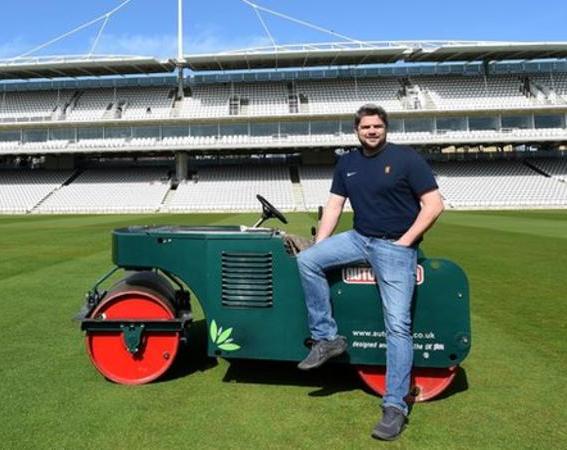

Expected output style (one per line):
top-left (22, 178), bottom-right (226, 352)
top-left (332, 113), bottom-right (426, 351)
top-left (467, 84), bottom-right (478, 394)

top-left (166, 166), bottom-right (295, 212)
top-left (527, 157), bottom-right (567, 181)
top-left (0, 170), bottom-right (73, 213)
top-left (1, 127), bottom-right (565, 155)
top-left (1, 74), bottom-right (566, 122)
top-left (36, 168), bottom-right (170, 214)
top-left (2, 161), bottom-right (567, 213)
top-left (433, 160), bottom-right (567, 208)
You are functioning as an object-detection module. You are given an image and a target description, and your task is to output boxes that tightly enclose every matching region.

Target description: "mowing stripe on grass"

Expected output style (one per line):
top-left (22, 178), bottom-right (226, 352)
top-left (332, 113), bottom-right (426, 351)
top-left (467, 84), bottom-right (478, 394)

top-left (440, 210), bottom-right (567, 240)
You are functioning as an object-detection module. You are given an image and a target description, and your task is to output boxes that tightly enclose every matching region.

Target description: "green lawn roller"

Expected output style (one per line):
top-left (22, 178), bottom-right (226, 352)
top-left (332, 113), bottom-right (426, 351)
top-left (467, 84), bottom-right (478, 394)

top-left (78, 195), bottom-right (470, 401)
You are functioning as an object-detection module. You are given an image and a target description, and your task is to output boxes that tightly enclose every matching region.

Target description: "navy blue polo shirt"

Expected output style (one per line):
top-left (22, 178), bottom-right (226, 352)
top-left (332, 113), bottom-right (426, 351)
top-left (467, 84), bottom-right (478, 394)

top-left (330, 143), bottom-right (438, 238)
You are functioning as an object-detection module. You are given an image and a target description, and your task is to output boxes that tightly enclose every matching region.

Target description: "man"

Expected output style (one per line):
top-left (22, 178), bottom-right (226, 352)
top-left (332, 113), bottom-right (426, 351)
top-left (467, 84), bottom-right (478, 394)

top-left (296, 104), bottom-right (444, 441)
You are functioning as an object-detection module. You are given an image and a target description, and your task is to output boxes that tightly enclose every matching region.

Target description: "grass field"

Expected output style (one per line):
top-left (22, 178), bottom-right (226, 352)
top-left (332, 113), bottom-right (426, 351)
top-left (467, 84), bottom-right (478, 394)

top-left (0, 210), bottom-right (566, 449)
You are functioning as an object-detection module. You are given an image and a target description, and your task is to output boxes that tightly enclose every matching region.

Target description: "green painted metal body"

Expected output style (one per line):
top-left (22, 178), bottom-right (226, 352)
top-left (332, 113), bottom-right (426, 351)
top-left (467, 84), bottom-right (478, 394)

top-left (112, 225), bottom-right (471, 368)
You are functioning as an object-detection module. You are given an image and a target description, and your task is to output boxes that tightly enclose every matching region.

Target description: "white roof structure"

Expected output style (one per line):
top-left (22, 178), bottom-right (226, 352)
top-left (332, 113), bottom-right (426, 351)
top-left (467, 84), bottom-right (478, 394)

top-left (0, 41), bottom-right (565, 80)
top-left (185, 42), bottom-right (411, 71)
top-left (184, 41), bottom-right (567, 71)
top-left (407, 41), bottom-right (567, 62)
top-left (0, 56), bottom-right (176, 80)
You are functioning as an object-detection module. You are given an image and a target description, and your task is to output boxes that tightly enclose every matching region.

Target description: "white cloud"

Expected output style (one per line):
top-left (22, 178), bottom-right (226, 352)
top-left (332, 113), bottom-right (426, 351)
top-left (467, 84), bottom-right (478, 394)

top-left (94, 34), bottom-right (178, 58)
top-left (186, 25), bottom-right (273, 54)
top-left (0, 26), bottom-right (274, 60)
top-left (92, 27), bottom-right (273, 58)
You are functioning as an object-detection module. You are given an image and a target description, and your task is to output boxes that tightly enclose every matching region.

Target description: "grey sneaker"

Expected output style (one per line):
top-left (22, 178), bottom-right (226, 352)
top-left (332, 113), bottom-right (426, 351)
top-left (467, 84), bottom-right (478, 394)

top-left (371, 406), bottom-right (407, 441)
top-left (297, 336), bottom-right (347, 370)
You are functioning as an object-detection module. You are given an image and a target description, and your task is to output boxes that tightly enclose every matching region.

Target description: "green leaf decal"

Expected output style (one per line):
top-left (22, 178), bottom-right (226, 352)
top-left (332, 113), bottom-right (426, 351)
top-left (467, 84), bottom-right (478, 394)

top-left (209, 320), bottom-right (218, 344)
top-left (216, 328), bottom-right (233, 345)
top-left (218, 343), bottom-right (241, 351)
top-left (209, 320), bottom-right (240, 351)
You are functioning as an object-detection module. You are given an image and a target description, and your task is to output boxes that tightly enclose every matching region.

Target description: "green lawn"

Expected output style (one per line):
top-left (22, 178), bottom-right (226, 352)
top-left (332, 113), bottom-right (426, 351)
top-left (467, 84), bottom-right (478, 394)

top-left (0, 210), bottom-right (566, 449)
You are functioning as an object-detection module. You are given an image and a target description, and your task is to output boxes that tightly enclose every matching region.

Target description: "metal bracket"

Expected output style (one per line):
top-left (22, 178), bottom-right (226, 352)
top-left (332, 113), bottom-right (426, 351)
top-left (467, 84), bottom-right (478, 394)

top-left (74, 266), bottom-right (121, 321)
top-left (121, 323), bottom-right (145, 354)
top-left (81, 319), bottom-right (188, 354)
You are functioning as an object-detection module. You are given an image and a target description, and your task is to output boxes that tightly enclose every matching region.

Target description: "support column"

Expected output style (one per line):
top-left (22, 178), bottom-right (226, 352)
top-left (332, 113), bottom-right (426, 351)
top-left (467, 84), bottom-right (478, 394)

top-left (175, 151), bottom-right (188, 181)
top-left (482, 59), bottom-right (490, 77)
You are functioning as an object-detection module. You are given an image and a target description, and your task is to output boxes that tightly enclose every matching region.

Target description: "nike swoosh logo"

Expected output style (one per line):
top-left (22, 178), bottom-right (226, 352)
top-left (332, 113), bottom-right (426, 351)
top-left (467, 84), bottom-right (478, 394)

top-left (347, 172), bottom-right (357, 177)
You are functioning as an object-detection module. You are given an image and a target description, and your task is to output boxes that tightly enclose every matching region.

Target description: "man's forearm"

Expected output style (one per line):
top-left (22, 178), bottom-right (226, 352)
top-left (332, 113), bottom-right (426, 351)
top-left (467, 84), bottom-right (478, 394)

top-left (316, 206), bottom-right (342, 242)
top-left (315, 194), bottom-right (346, 243)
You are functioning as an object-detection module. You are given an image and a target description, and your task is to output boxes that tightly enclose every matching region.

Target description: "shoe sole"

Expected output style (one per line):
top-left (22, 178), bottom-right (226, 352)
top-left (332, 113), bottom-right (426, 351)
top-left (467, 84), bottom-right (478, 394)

top-left (371, 423), bottom-right (406, 441)
top-left (297, 341), bottom-right (348, 370)
top-left (371, 430), bottom-right (402, 441)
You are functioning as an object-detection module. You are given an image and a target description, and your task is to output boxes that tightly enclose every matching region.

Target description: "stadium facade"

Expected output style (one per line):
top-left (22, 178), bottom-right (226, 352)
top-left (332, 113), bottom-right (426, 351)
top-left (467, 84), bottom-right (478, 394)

top-left (1, 41), bottom-right (567, 213)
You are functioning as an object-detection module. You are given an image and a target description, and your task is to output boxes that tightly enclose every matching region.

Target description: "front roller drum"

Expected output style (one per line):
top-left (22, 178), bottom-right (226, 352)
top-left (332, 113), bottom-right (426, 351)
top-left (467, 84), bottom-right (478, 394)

top-left (357, 365), bottom-right (458, 402)
top-left (86, 287), bottom-right (180, 385)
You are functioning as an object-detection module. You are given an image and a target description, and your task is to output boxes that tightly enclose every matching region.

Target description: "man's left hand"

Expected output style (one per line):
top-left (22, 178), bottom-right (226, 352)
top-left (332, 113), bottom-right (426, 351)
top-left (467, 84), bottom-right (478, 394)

top-left (393, 238), bottom-right (413, 247)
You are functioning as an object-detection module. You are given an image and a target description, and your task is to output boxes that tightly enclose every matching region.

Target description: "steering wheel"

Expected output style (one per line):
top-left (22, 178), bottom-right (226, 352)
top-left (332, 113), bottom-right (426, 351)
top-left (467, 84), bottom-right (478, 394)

top-left (256, 194), bottom-right (288, 225)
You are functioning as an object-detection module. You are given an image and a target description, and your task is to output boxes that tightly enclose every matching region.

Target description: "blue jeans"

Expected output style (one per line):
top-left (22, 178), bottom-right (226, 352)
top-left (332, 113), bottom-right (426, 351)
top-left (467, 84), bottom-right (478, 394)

top-left (297, 230), bottom-right (417, 414)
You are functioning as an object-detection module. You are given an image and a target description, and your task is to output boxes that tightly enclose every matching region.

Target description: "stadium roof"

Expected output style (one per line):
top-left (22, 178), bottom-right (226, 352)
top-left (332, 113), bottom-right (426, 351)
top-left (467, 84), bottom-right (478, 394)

top-left (185, 43), bottom-right (411, 71)
top-left (185, 41), bottom-right (567, 71)
top-left (407, 42), bottom-right (567, 62)
top-left (0, 41), bottom-right (566, 79)
top-left (0, 56), bottom-right (176, 80)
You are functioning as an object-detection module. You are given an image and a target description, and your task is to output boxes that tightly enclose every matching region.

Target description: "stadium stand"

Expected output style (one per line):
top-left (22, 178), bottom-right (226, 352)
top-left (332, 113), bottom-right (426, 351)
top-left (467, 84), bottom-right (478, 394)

top-left (61, 89), bottom-right (109, 122)
top-left (433, 160), bottom-right (567, 209)
top-left (0, 74), bottom-right (567, 124)
top-left (0, 56), bottom-right (566, 214)
top-left (295, 78), bottom-right (404, 113)
top-left (115, 87), bottom-right (174, 120)
top-left (35, 168), bottom-right (170, 214)
top-left (298, 165), bottom-right (335, 210)
top-left (295, 160), bottom-right (567, 211)
top-left (165, 166), bottom-right (295, 212)
top-left (528, 158), bottom-right (567, 181)
top-left (531, 73), bottom-right (567, 102)
top-left (0, 90), bottom-right (74, 122)
top-left (0, 141), bottom-right (21, 152)
top-left (3, 161), bottom-right (565, 214)
top-left (297, 165), bottom-right (352, 211)
top-left (178, 84), bottom-right (232, 118)
top-left (0, 170), bottom-right (72, 213)
top-left (4, 87), bottom-right (176, 123)
top-left (298, 161), bottom-right (567, 211)
top-left (421, 75), bottom-right (534, 110)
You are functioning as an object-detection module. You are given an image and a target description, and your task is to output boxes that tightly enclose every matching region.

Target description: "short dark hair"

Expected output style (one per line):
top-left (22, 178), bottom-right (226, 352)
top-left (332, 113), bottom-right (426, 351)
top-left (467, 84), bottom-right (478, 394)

top-left (354, 103), bottom-right (389, 129)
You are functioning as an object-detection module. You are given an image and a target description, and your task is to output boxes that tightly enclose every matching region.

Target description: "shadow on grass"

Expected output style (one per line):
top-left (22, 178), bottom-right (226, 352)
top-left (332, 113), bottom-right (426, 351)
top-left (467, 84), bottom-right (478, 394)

top-left (222, 359), bottom-right (361, 397)
top-left (429, 366), bottom-right (469, 402)
top-left (220, 361), bottom-right (469, 401)
top-left (157, 319), bottom-right (359, 395)
top-left (158, 319), bottom-right (218, 383)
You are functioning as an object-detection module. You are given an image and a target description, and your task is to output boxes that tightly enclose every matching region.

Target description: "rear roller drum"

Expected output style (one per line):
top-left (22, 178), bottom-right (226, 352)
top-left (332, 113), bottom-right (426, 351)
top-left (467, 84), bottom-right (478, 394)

top-left (86, 285), bottom-right (180, 385)
top-left (356, 365), bottom-right (458, 402)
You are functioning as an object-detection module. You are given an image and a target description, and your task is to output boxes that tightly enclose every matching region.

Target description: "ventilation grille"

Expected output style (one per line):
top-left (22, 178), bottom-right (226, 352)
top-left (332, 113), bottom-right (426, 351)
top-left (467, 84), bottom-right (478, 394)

top-left (221, 252), bottom-right (273, 308)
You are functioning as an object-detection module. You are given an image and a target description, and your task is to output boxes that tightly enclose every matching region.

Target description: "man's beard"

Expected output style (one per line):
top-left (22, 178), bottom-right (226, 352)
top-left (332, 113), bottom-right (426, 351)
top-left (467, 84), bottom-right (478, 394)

top-left (359, 134), bottom-right (387, 154)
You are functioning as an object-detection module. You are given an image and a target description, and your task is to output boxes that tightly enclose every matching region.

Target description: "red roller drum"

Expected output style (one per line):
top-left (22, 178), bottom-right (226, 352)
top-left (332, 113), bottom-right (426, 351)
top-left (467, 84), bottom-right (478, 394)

top-left (86, 287), bottom-right (180, 385)
top-left (356, 365), bottom-right (458, 402)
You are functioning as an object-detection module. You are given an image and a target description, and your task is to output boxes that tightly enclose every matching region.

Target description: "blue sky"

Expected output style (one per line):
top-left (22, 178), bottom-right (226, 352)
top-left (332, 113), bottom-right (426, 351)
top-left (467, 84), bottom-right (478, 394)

top-left (0, 0), bottom-right (565, 59)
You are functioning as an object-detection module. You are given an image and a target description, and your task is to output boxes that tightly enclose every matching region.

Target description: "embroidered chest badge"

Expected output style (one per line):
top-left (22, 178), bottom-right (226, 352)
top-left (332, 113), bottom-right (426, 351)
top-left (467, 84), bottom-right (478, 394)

top-left (385, 165), bottom-right (391, 174)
